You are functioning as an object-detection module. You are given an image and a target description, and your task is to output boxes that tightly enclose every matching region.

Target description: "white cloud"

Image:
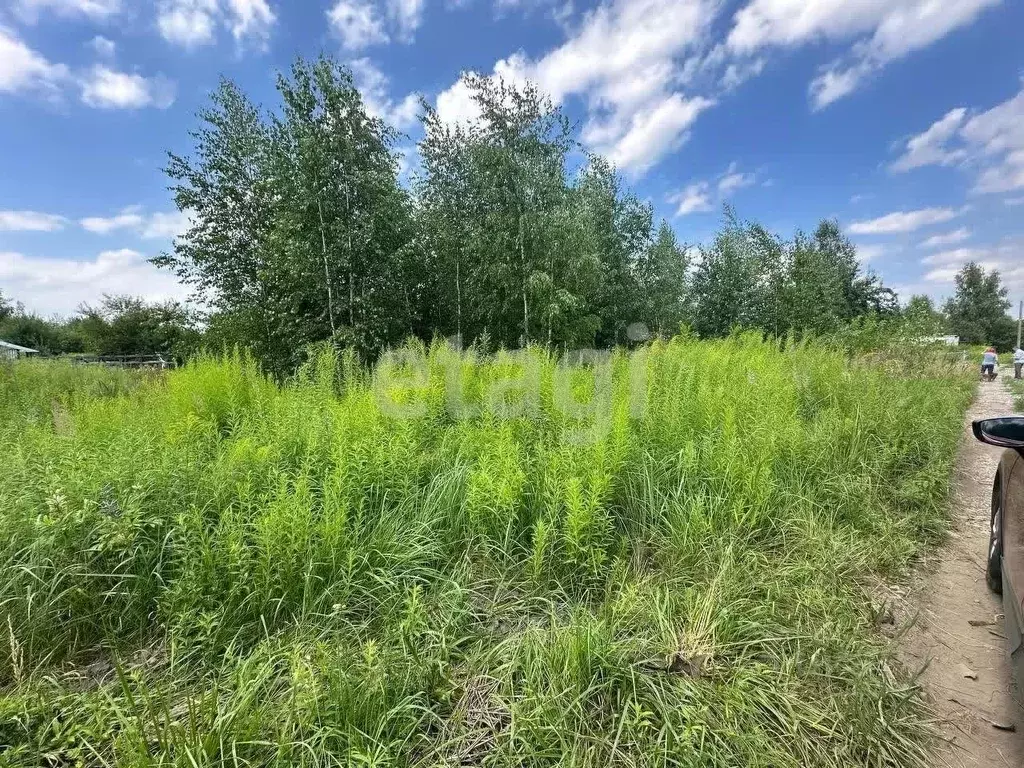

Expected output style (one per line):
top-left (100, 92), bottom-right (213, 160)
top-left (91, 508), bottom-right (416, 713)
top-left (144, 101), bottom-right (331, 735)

top-left (920, 246), bottom-right (987, 266)
top-left (892, 85), bottom-right (1024, 195)
top-left (436, 0), bottom-right (720, 175)
top-left (919, 238), bottom-right (1024, 295)
top-left (387, 0), bottom-right (425, 42)
top-left (668, 161), bottom-right (756, 216)
top-left (808, 60), bottom-right (873, 111)
top-left (922, 265), bottom-right (962, 283)
top-left (853, 243), bottom-right (887, 263)
top-left (349, 58), bottom-right (419, 130)
top-left (891, 108), bottom-right (968, 172)
top-left (87, 35), bottom-right (116, 58)
top-left (519, 0), bottom-right (717, 104)
top-left (848, 206), bottom-right (960, 235)
top-left (80, 207), bottom-right (145, 234)
top-left (433, 55), bottom-right (539, 128)
top-left (14, 0), bottom-right (121, 23)
top-left (720, 57), bottom-right (764, 90)
top-left (80, 208), bottom-right (190, 239)
top-left (1, 28), bottom-right (174, 110)
top-left (326, 0), bottom-right (425, 49)
top-left (0, 210), bottom-right (67, 232)
top-left (79, 65), bottom-right (176, 109)
top-left (583, 93), bottom-right (713, 176)
top-left (669, 182), bottom-right (713, 216)
top-left (158, 0), bottom-right (219, 47)
top-left (0, 249), bottom-right (189, 317)
top-left (1005, 196), bottom-right (1024, 207)
top-left (728, 0), bottom-right (1002, 108)
top-left (717, 161), bottom-right (756, 195)
top-left (961, 87), bottom-right (1024, 194)
top-left (328, 0), bottom-right (389, 50)
top-left (0, 25), bottom-right (69, 97)
top-left (223, 0), bottom-right (275, 46)
top-left (1, 28), bottom-right (173, 111)
top-left (998, 263), bottom-right (1024, 295)
top-left (158, 0), bottom-right (275, 49)
top-left (141, 211), bottom-right (191, 240)
top-left (728, 0), bottom-right (999, 53)
top-left (435, 76), bottom-right (481, 126)
top-left (920, 227), bottom-right (970, 248)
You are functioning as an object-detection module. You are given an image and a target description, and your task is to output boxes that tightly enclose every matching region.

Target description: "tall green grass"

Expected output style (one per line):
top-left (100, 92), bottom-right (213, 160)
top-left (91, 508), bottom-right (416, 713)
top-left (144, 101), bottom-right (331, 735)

top-left (0, 337), bottom-right (974, 767)
top-left (1009, 376), bottom-right (1024, 411)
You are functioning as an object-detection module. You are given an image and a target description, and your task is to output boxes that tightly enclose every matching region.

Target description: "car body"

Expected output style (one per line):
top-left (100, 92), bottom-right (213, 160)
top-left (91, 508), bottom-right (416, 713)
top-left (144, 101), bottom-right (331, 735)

top-left (973, 417), bottom-right (1024, 692)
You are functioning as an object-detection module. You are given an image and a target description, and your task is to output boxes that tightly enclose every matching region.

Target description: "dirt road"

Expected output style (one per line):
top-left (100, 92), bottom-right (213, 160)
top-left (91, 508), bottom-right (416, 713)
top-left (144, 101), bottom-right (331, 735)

top-left (897, 378), bottom-right (1024, 767)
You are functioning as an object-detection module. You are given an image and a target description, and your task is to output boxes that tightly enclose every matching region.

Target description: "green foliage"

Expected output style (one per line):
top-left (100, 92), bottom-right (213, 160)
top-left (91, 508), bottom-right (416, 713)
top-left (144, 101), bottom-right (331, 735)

top-left (158, 77), bottom-right (282, 364)
top-left (150, 57), bottom-right (907, 374)
top-left (691, 212), bottom-right (898, 341)
top-left (0, 339), bottom-right (973, 766)
top-left (77, 295), bottom-right (199, 358)
top-left (0, 290), bottom-right (13, 322)
top-left (270, 57), bottom-right (416, 357)
top-left (416, 80), bottom-right (657, 349)
top-left (636, 221), bottom-right (688, 336)
top-left (0, 311), bottom-right (85, 354)
top-left (690, 211), bottom-right (764, 336)
top-left (903, 295), bottom-right (947, 336)
top-left (944, 262), bottom-right (1014, 349)
top-left (159, 57), bottom-right (413, 374)
top-left (1010, 376), bottom-right (1024, 411)
top-left (0, 295), bottom-right (197, 359)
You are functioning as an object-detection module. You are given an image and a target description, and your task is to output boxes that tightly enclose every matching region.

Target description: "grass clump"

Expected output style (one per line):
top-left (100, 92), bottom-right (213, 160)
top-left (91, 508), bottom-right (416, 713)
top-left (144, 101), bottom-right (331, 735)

top-left (0, 337), bottom-right (974, 767)
top-left (1009, 376), bottom-right (1024, 411)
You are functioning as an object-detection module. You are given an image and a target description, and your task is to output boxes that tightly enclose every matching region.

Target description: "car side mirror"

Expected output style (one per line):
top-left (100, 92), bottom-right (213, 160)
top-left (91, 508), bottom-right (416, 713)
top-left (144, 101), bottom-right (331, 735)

top-left (973, 417), bottom-right (1024, 449)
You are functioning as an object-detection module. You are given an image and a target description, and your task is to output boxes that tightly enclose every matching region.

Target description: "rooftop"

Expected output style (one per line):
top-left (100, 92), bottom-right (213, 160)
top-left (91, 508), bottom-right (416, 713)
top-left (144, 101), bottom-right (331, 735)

top-left (0, 340), bottom-right (38, 353)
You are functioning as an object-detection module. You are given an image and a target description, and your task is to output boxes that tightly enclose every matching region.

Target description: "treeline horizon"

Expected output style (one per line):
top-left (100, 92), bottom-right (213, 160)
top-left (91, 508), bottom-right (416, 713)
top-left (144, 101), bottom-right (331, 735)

top-left (2, 55), bottom-right (1019, 368)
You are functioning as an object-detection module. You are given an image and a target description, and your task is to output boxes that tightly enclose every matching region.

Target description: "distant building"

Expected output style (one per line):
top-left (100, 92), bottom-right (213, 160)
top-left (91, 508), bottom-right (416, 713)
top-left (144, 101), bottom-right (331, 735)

top-left (919, 335), bottom-right (960, 346)
top-left (0, 340), bottom-right (38, 360)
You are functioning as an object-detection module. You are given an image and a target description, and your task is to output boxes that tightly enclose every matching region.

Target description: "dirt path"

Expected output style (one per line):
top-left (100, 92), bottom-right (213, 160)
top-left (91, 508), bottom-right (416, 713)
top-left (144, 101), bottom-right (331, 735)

top-left (896, 378), bottom-right (1024, 767)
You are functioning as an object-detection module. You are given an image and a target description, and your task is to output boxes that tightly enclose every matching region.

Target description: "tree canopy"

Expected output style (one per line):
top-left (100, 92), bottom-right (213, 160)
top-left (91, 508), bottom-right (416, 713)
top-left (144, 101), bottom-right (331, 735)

top-left (12, 56), bottom-right (1006, 371)
top-left (143, 55), bottom-right (914, 372)
top-left (944, 262), bottom-right (1016, 349)
top-left (0, 295), bottom-right (196, 359)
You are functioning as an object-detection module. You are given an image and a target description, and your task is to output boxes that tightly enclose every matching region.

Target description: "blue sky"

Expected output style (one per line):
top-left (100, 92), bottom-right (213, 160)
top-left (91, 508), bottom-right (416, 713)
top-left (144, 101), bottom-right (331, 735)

top-left (1, 0), bottom-right (1023, 317)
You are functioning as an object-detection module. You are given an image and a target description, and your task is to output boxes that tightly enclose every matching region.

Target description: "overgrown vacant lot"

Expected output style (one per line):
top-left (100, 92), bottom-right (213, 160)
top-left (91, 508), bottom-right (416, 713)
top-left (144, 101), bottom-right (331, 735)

top-left (0, 338), bottom-right (974, 767)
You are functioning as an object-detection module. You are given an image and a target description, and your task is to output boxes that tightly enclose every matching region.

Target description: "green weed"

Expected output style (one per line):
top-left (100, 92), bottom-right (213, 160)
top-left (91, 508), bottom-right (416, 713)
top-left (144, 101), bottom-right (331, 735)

top-left (0, 337), bottom-right (974, 767)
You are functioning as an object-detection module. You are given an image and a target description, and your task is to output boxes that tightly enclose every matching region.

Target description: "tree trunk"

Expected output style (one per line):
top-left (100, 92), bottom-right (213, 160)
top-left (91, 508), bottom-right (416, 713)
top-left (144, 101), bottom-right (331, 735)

top-left (316, 195), bottom-right (337, 337)
top-left (519, 214), bottom-right (529, 346)
top-left (345, 185), bottom-right (354, 327)
top-left (546, 233), bottom-right (554, 347)
top-left (456, 251), bottom-right (462, 343)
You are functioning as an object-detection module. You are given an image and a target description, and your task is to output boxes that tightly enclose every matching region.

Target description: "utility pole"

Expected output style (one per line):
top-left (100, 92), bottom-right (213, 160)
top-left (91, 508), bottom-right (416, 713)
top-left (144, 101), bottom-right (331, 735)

top-left (1018, 300), bottom-right (1023, 350)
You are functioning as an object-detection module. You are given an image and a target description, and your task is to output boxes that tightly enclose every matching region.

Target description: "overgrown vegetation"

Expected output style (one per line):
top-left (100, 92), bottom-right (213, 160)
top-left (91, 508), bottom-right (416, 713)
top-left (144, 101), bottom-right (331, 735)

top-left (1009, 376), bottom-right (1024, 411)
top-left (3, 57), bottom-right (1017, 368)
top-left (0, 338), bottom-right (973, 766)
top-left (0, 55), bottom-right (1003, 763)
top-left (941, 263), bottom-right (1016, 349)
top-left (0, 293), bottom-right (196, 359)
top-left (152, 58), bottom-right (903, 373)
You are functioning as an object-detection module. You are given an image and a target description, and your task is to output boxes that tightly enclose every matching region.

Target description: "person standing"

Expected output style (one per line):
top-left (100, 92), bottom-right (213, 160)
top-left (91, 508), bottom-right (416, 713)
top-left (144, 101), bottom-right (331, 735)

top-left (981, 347), bottom-right (998, 380)
top-left (1014, 346), bottom-right (1024, 379)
